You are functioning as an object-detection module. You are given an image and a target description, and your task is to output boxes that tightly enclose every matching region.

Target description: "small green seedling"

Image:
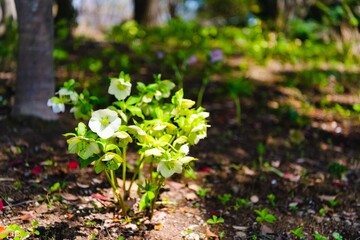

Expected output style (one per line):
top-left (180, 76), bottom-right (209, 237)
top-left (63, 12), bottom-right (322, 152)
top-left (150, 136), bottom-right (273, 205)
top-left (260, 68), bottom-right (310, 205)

top-left (1, 221), bottom-right (40, 240)
top-left (328, 199), bottom-right (338, 208)
top-left (267, 193), bottom-right (276, 207)
top-left (234, 198), bottom-right (251, 210)
top-left (254, 208), bottom-right (277, 223)
top-left (328, 162), bottom-right (348, 179)
top-left (219, 231), bottom-right (225, 239)
top-left (207, 215), bottom-right (224, 225)
top-left (256, 143), bottom-right (266, 167)
top-left (290, 227), bottom-right (305, 239)
top-left (313, 232), bottom-right (329, 240)
top-left (319, 207), bottom-right (328, 216)
top-left (218, 193), bottom-right (232, 205)
top-left (196, 187), bottom-right (210, 198)
top-left (332, 232), bottom-right (343, 240)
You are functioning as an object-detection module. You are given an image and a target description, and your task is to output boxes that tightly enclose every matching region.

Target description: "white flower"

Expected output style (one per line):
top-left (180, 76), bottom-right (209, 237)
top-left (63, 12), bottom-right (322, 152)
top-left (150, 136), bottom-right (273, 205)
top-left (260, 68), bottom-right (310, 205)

top-left (108, 77), bottom-right (132, 100)
top-left (157, 160), bottom-right (182, 178)
top-left (179, 144), bottom-right (189, 155)
top-left (47, 97), bottom-right (65, 113)
top-left (58, 88), bottom-right (78, 103)
top-left (88, 109), bottom-right (121, 139)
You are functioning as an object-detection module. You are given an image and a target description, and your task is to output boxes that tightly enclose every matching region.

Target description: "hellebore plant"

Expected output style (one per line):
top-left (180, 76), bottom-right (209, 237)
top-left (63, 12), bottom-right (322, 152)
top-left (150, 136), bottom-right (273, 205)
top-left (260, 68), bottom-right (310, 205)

top-left (49, 72), bottom-right (209, 219)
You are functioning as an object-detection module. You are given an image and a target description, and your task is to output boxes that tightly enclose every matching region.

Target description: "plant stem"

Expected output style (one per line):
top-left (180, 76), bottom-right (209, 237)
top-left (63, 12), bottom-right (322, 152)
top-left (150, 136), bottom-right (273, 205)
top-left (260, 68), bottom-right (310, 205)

top-left (150, 177), bottom-right (164, 219)
top-left (122, 147), bottom-right (127, 196)
top-left (126, 154), bottom-right (144, 198)
top-left (105, 170), bottom-right (128, 217)
top-left (197, 77), bottom-right (209, 108)
top-left (233, 96), bottom-right (241, 126)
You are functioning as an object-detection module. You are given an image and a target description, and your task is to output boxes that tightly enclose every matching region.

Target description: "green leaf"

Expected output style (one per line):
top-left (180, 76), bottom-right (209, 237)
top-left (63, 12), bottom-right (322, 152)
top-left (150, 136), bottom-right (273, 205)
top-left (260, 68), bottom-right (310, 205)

top-left (126, 96), bottom-right (140, 105)
top-left (78, 141), bottom-right (100, 159)
top-left (106, 160), bottom-right (121, 171)
top-left (139, 191), bottom-right (155, 210)
top-left (49, 182), bottom-right (61, 193)
top-left (76, 122), bottom-right (87, 136)
top-left (94, 160), bottom-right (106, 174)
top-left (127, 106), bottom-right (144, 119)
top-left (104, 143), bottom-right (120, 152)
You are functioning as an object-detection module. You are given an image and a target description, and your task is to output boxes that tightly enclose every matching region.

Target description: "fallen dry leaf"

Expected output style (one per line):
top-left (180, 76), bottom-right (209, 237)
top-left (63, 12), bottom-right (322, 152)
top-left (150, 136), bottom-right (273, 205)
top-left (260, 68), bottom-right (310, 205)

top-left (61, 193), bottom-right (78, 201)
top-left (205, 227), bottom-right (218, 239)
top-left (154, 223), bottom-right (163, 230)
top-left (243, 166), bottom-right (256, 176)
top-left (185, 192), bottom-right (198, 201)
top-left (91, 193), bottom-right (111, 201)
top-left (260, 224), bottom-right (274, 234)
top-left (318, 195), bottom-right (337, 202)
top-left (15, 213), bottom-right (33, 221)
top-left (35, 203), bottom-right (48, 214)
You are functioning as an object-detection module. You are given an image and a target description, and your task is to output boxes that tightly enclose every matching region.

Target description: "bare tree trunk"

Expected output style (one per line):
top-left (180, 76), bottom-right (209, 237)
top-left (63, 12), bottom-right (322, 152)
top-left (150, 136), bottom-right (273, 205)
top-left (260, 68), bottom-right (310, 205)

top-left (134, 0), bottom-right (164, 26)
top-left (13, 0), bottom-right (57, 120)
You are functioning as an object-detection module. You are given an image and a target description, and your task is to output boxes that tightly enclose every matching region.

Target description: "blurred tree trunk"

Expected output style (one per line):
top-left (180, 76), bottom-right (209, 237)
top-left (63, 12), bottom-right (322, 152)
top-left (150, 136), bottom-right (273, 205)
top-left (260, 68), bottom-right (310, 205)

top-left (134, 0), bottom-right (163, 26)
top-left (12, 0), bottom-right (57, 120)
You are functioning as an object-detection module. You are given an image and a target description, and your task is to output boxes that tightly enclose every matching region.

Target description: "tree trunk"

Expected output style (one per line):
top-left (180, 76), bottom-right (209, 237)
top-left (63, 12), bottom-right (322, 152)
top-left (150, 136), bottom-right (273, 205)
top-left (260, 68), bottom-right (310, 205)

top-left (134, 0), bottom-right (163, 26)
top-left (13, 0), bottom-right (57, 120)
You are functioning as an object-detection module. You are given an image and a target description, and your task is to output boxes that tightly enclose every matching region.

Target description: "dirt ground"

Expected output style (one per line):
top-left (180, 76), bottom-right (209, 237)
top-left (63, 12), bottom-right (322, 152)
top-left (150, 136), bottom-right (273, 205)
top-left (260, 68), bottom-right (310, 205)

top-left (0, 62), bottom-right (360, 240)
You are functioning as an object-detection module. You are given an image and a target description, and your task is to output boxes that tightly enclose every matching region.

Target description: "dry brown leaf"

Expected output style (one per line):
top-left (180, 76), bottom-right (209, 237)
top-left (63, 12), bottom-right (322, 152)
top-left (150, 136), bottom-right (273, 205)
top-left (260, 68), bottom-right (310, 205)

top-left (188, 183), bottom-right (200, 192)
top-left (15, 213), bottom-right (33, 221)
top-left (243, 166), bottom-right (256, 176)
top-left (154, 223), bottom-right (163, 230)
top-left (35, 203), bottom-right (48, 214)
top-left (166, 181), bottom-right (185, 189)
top-left (205, 227), bottom-right (218, 239)
top-left (61, 193), bottom-right (78, 201)
top-left (318, 195), bottom-right (336, 202)
top-left (260, 224), bottom-right (274, 234)
top-left (185, 192), bottom-right (198, 201)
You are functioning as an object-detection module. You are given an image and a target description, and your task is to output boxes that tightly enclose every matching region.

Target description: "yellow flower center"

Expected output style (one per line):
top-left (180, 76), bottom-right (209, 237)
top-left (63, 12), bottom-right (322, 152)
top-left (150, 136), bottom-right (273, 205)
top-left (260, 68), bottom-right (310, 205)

top-left (101, 117), bottom-right (110, 126)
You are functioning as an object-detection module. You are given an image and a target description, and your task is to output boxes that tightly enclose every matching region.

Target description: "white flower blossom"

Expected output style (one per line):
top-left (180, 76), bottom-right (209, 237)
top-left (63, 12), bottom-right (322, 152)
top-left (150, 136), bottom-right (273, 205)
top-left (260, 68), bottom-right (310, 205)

top-left (58, 88), bottom-right (78, 103)
top-left (157, 160), bottom-right (182, 178)
top-left (47, 97), bottom-right (65, 113)
top-left (108, 77), bottom-right (132, 101)
top-left (89, 109), bottom-right (121, 139)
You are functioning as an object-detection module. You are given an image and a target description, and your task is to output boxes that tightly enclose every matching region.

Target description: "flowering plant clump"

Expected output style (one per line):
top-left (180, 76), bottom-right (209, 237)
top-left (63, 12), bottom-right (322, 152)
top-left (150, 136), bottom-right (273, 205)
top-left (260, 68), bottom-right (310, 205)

top-left (49, 72), bottom-right (209, 218)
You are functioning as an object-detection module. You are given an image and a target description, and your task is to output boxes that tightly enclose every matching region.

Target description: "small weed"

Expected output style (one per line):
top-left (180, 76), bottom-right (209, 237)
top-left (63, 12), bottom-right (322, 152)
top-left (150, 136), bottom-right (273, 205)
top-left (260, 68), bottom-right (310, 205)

top-left (313, 232), bottom-right (329, 240)
top-left (196, 187), bottom-right (210, 198)
top-left (218, 193), bottom-right (232, 205)
top-left (1, 221), bottom-right (40, 240)
top-left (332, 232), bottom-right (343, 240)
top-left (207, 215), bottom-right (224, 225)
top-left (288, 202), bottom-right (299, 211)
top-left (234, 198), bottom-right (251, 210)
top-left (219, 231), bottom-right (225, 239)
top-left (267, 193), bottom-right (276, 207)
top-left (290, 227), bottom-right (305, 239)
top-left (256, 143), bottom-right (266, 167)
top-left (319, 207), bottom-right (328, 216)
top-left (254, 208), bottom-right (277, 223)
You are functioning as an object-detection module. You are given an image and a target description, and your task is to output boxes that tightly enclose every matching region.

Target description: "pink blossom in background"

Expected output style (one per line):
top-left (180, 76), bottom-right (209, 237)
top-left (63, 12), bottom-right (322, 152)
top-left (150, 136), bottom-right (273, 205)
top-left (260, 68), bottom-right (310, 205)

top-left (0, 199), bottom-right (3, 211)
top-left (186, 55), bottom-right (197, 65)
top-left (68, 159), bottom-right (79, 170)
top-left (32, 165), bottom-right (43, 175)
top-left (156, 51), bottom-right (165, 60)
top-left (210, 49), bottom-right (223, 63)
